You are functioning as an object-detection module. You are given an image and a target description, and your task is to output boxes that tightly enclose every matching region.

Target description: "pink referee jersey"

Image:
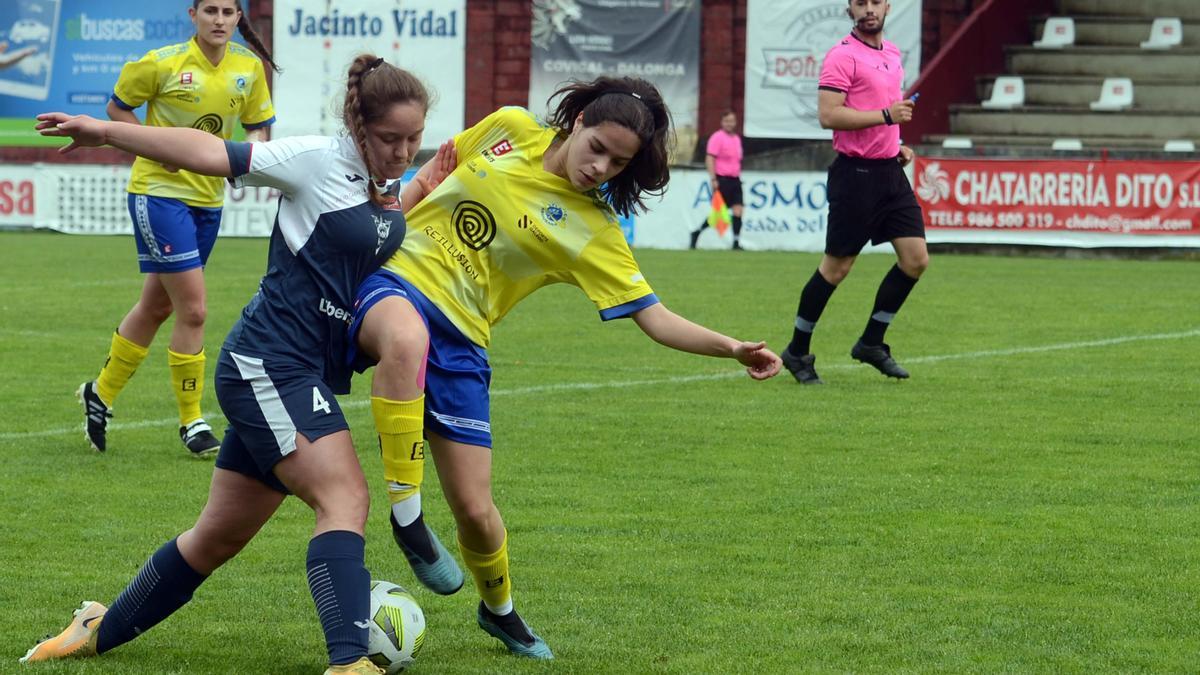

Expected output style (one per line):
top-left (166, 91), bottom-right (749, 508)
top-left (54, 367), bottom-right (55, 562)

top-left (706, 129), bottom-right (743, 177)
top-left (818, 33), bottom-right (905, 159)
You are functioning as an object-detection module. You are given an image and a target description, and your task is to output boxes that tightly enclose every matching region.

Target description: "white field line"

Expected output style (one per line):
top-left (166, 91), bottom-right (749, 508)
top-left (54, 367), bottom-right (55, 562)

top-left (2, 328), bottom-right (1196, 442)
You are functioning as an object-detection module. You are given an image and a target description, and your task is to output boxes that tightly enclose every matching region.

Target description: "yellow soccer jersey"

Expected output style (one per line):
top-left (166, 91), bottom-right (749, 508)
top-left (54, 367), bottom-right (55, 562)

top-left (112, 38), bottom-right (275, 208)
top-left (384, 106), bottom-right (658, 348)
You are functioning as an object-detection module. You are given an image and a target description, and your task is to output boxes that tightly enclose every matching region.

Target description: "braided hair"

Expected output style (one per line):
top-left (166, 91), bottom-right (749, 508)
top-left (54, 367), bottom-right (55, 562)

top-left (342, 54), bottom-right (431, 204)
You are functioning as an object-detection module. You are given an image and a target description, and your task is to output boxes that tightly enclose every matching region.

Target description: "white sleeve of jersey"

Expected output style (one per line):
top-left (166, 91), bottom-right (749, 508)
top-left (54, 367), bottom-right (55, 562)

top-left (231, 135), bottom-right (337, 195)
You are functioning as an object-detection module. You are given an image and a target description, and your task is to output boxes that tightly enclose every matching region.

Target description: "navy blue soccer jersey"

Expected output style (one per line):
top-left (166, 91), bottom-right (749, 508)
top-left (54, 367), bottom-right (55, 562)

top-left (223, 136), bottom-right (406, 394)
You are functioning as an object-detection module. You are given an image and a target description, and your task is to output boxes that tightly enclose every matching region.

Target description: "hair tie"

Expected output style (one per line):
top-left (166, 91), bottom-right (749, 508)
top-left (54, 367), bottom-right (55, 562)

top-left (368, 57), bottom-right (385, 70)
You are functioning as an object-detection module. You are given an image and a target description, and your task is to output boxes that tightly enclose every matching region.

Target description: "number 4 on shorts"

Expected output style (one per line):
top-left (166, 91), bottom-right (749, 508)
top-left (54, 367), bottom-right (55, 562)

top-left (312, 386), bottom-right (331, 414)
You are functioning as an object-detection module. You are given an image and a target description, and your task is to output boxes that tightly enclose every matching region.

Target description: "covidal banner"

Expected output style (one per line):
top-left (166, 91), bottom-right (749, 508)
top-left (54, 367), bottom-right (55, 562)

top-left (913, 156), bottom-right (1200, 247)
top-left (528, 0), bottom-right (700, 161)
top-left (743, 0), bottom-right (922, 139)
top-left (271, 0), bottom-right (464, 148)
top-left (0, 0), bottom-right (196, 145)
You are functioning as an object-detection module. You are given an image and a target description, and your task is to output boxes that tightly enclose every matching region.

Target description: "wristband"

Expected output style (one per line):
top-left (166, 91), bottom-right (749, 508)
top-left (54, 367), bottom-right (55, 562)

top-left (882, 108), bottom-right (894, 125)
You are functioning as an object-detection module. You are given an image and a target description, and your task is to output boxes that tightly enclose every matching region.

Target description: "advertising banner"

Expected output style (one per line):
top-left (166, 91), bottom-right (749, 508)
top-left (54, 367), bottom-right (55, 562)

top-left (743, 0), bottom-right (921, 139)
top-left (0, 164), bottom-right (36, 226)
top-left (913, 156), bottom-right (1200, 247)
top-left (631, 168), bottom-right (859, 252)
top-left (0, 0), bottom-right (195, 145)
top-left (528, 0), bottom-right (700, 160)
top-left (271, 0), bottom-right (464, 148)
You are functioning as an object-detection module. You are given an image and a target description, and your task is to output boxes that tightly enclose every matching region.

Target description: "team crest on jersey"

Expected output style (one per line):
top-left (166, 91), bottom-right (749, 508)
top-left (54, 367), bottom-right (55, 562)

top-left (235, 76), bottom-right (247, 90)
top-left (372, 214), bottom-right (392, 253)
top-left (540, 203), bottom-right (566, 228)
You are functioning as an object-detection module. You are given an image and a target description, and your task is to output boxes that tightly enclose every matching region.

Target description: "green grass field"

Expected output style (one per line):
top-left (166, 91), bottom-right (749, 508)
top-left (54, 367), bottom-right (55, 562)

top-left (1, 231), bottom-right (1197, 673)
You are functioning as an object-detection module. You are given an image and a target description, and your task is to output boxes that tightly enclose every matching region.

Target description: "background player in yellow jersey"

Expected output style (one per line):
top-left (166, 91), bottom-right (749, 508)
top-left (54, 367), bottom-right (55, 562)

top-left (77, 0), bottom-right (278, 456)
top-left (348, 76), bottom-right (783, 659)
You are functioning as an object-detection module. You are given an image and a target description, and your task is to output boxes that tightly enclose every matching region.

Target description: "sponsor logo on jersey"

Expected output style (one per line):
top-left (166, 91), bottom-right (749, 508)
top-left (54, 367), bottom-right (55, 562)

top-left (181, 72), bottom-right (192, 85)
top-left (490, 139), bottom-right (513, 156)
top-left (319, 297), bottom-right (353, 325)
top-left (345, 173), bottom-right (365, 183)
top-left (191, 114), bottom-right (224, 135)
top-left (453, 200), bottom-right (497, 250)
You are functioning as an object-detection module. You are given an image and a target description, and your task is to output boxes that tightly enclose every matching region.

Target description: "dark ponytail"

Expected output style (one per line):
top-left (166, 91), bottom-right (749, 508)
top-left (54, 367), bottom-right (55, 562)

top-left (547, 76), bottom-right (672, 217)
top-left (343, 54), bottom-right (431, 204)
top-left (192, 0), bottom-right (280, 73)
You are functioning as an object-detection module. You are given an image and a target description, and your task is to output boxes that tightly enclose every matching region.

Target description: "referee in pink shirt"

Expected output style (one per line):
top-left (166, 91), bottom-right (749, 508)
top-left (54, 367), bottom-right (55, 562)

top-left (781, 0), bottom-right (929, 384)
top-left (689, 110), bottom-right (745, 250)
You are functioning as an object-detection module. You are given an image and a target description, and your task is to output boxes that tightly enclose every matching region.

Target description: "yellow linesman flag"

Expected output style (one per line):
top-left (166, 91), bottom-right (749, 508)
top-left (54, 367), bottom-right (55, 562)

top-left (708, 188), bottom-right (731, 236)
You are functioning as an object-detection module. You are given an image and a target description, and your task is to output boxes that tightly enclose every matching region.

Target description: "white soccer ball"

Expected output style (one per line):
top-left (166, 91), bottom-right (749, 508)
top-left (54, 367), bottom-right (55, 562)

top-left (367, 580), bottom-right (426, 674)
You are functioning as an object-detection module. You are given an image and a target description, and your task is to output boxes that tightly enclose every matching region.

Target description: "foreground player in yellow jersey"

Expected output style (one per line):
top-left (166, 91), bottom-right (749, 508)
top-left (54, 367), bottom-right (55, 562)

top-left (348, 76), bottom-right (783, 659)
top-left (77, 0), bottom-right (278, 457)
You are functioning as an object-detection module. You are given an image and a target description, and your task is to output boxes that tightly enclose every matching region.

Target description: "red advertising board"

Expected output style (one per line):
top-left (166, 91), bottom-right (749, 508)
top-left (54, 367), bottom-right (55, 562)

top-left (912, 157), bottom-right (1200, 236)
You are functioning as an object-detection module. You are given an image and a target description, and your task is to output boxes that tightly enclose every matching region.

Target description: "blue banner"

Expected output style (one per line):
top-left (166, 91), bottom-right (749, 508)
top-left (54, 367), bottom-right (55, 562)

top-left (0, 0), bottom-right (201, 142)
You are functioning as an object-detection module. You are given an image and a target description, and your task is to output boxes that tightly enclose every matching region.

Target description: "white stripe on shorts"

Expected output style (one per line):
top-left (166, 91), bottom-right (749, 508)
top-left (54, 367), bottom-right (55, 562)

top-left (133, 194), bottom-right (166, 262)
top-left (230, 351), bottom-right (298, 456)
top-left (429, 409), bottom-right (491, 433)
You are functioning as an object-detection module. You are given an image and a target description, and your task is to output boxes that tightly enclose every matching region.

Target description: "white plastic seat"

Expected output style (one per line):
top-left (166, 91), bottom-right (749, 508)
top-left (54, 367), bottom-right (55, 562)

top-left (941, 137), bottom-right (973, 149)
top-left (981, 77), bottom-right (1024, 110)
top-left (1141, 18), bottom-right (1182, 49)
top-left (1089, 78), bottom-right (1134, 111)
top-left (1051, 138), bottom-right (1083, 151)
top-left (1033, 17), bottom-right (1075, 49)
top-left (1163, 139), bottom-right (1195, 152)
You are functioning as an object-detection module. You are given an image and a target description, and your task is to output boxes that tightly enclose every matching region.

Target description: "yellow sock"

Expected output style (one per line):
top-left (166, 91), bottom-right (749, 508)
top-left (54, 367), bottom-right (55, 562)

top-left (459, 532), bottom-right (511, 610)
top-left (371, 395), bottom-right (425, 505)
top-left (167, 348), bottom-right (205, 426)
top-left (95, 331), bottom-right (149, 407)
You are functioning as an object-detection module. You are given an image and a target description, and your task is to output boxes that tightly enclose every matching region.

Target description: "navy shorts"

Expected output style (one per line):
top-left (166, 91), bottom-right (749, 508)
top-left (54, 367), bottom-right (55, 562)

top-left (349, 269), bottom-right (494, 448)
top-left (128, 193), bottom-right (222, 273)
top-left (214, 349), bottom-right (350, 494)
top-left (825, 154), bottom-right (925, 257)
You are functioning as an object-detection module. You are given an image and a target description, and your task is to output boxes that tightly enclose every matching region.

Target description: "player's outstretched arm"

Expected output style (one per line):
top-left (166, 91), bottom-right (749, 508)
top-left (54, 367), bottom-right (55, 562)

top-left (631, 303), bottom-right (782, 380)
top-left (400, 139), bottom-right (456, 213)
top-left (35, 113), bottom-right (233, 177)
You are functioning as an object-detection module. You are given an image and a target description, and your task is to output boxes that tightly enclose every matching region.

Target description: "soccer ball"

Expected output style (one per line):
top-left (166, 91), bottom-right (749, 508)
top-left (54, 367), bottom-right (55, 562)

top-left (367, 580), bottom-right (426, 674)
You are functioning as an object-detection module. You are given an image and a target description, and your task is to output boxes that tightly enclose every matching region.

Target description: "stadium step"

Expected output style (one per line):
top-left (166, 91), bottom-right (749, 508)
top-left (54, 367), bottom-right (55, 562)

top-left (924, 133), bottom-right (1195, 151)
top-left (977, 74), bottom-right (1200, 110)
top-left (1007, 46), bottom-right (1200, 78)
top-left (1031, 16), bottom-right (1197, 48)
top-left (949, 106), bottom-right (1200, 138)
top-left (1057, 0), bottom-right (1200, 21)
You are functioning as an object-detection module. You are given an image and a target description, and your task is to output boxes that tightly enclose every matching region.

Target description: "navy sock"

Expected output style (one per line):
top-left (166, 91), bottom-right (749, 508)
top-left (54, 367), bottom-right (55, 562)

top-left (96, 538), bottom-right (206, 654)
top-left (861, 264), bottom-right (919, 345)
top-left (307, 530), bottom-right (371, 666)
top-left (788, 269), bottom-right (837, 355)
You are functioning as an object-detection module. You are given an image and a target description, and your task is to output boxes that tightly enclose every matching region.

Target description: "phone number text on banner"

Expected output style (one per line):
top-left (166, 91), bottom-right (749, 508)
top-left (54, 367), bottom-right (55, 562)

top-left (913, 157), bottom-right (1200, 246)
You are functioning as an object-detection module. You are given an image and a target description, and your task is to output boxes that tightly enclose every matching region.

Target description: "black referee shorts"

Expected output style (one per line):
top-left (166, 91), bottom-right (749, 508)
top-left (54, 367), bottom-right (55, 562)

top-left (825, 154), bottom-right (924, 257)
top-left (715, 175), bottom-right (743, 207)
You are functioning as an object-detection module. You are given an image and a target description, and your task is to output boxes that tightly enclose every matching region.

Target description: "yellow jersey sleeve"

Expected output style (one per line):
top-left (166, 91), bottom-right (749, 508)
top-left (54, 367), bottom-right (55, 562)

top-left (239, 54), bottom-right (275, 128)
top-left (112, 49), bottom-right (163, 109)
top-left (571, 210), bottom-right (659, 319)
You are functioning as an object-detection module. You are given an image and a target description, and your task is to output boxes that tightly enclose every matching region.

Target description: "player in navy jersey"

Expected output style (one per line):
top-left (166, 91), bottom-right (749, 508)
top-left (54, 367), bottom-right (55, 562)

top-left (26, 55), bottom-right (453, 675)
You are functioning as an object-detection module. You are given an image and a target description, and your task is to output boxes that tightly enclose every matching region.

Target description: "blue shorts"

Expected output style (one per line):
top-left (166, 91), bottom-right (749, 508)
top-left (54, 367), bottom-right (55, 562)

top-left (128, 193), bottom-right (222, 273)
top-left (214, 348), bottom-right (350, 494)
top-left (349, 269), bottom-right (493, 448)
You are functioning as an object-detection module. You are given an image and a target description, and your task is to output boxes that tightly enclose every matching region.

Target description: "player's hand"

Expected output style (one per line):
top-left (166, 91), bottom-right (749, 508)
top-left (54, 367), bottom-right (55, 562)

top-left (733, 341), bottom-right (782, 380)
top-left (889, 98), bottom-right (915, 124)
top-left (0, 42), bottom-right (38, 69)
top-left (411, 139), bottom-right (456, 199)
top-left (898, 145), bottom-right (915, 167)
top-left (35, 113), bottom-right (108, 154)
